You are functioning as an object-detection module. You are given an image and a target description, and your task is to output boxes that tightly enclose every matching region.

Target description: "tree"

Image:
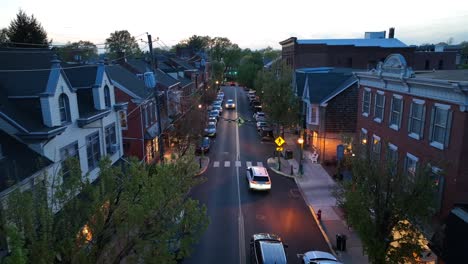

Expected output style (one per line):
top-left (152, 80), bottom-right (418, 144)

top-left (6, 10), bottom-right (49, 48)
top-left (334, 149), bottom-right (437, 264)
top-left (186, 35), bottom-right (211, 52)
top-left (237, 51), bottom-right (264, 88)
top-left (55, 41), bottom-right (98, 62)
top-left (260, 46), bottom-right (281, 62)
top-left (0, 28), bottom-right (8, 46)
top-left (255, 61), bottom-right (300, 130)
top-left (105, 30), bottom-right (141, 59)
top-left (1, 155), bottom-right (208, 263)
top-left (209, 37), bottom-right (232, 62)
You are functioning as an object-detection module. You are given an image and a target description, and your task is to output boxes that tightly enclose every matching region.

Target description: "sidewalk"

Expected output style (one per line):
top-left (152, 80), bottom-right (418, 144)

top-left (195, 155), bottom-right (210, 176)
top-left (268, 136), bottom-right (369, 264)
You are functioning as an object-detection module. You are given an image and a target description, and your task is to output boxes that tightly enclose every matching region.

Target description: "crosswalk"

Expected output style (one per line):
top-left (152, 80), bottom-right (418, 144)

top-left (212, 161), bottom-right (264, 168)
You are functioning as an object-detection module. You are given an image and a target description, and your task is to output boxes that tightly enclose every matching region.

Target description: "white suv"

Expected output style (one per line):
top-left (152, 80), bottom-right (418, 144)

top-left (246, 166), bottom-right (271, 191)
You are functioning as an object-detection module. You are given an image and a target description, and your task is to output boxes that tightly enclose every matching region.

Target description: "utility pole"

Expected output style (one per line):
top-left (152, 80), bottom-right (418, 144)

top-left (147, 33), bottom-right (165, 163)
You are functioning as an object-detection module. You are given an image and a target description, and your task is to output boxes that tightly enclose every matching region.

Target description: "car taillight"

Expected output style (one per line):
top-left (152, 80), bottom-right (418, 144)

top-left (250, 180), bottom-right (257, 184)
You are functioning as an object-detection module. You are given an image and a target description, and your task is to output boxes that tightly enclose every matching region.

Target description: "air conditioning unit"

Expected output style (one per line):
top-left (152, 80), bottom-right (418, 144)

top-left (110, 144), bottom-right (120, 154)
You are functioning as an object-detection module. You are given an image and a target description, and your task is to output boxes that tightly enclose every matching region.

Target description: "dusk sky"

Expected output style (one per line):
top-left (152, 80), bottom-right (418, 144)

top-left (1, 0), bottom-right (468, 51)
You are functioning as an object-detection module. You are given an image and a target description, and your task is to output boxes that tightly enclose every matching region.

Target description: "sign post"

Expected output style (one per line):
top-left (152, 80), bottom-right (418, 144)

top-left (275, 136), bottom-right (285, 170)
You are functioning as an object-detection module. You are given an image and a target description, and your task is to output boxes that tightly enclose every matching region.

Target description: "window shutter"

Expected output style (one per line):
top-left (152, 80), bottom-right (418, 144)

top-left (420, 105), bottom-right (426, 138)
top-left (373, 94), bottom-right (377, 116)
top-left (428, 107), bottom-right (435, 141)
top-left (408, 103), bottom-right (413, 133)
top-left (444, 110), bottom-right (453, 147)
top-left (389, 98), bottom-right (394, 124)
top-left (382, 96), bottom-right (386, 121)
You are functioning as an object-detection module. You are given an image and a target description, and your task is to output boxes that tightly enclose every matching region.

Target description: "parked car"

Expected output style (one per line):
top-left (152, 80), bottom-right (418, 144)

top-left (208, 116), bottom-right (218, 125)
top-left (225, 99), bottom-right (236, 109)
top-left (209, 110), bottom-right (220, 120)
top-left (256, 121), bottom-right (269, 131)
top-left (212, 105), bottom-right (223, 114)
top-left (246, 166), bottom-right (271, 191)
top-left (259, 126), bottom-right (274, 141)
top-left (250, 233), bottom-right (287, 264)
top-left (195, 137), bottom-right (211, 154)
top-left (253, 112), bottom-right (266, 121)
top-left (301, 251), bottom-right (343, 264)
top-left (204, 122), bottom-right (217, 137)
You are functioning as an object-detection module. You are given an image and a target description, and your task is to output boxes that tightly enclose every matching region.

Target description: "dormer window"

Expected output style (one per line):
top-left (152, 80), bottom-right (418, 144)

top-left (104, 85), bottom-right (111, 108)
top-left (59, 94), bottom-right (70, 123)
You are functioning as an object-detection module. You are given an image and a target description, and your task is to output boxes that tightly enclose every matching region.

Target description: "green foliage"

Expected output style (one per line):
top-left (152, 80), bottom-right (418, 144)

top-left (211, 60), bottom-right (225, 84)
top-left (255, 61), bottom-right (300, 130)
top-left (238, 51), bottom-right (264, 88)
top-left (54, 41), bottom-right (98, 62)
top-left (0, 28), bottom-right (8, 46)
top-left (334, 150), bottom-right (437, 264)
top-left (6, 10), bottom-right (48, 48)
top-left (105, 30), bottom-right (141, 59)
top-left (1, 155), bottom-right (208, 263)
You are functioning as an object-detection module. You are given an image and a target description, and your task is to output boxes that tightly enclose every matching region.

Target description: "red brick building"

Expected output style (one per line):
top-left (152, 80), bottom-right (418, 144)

top-left (355, 54), bottom-right (468, 262)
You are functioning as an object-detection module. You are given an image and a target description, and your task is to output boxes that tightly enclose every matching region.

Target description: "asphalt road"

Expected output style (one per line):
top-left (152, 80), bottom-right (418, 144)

top-left (183, 85), bottom-right (329, 264)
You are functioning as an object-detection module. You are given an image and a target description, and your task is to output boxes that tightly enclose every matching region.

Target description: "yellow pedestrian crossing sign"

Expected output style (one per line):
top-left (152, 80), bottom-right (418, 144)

top-left (276, 147), bottom-right (283, 152)
top-left (275, 136), bottom-right (285, 147)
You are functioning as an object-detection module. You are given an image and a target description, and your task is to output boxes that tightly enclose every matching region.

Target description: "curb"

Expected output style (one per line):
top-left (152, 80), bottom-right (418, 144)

top-left (294, 176), bottom-right (338, 258)
top-left (266, 158), bottom-right (297, 179)
top-left (195, 157), bottom-right (210, 176)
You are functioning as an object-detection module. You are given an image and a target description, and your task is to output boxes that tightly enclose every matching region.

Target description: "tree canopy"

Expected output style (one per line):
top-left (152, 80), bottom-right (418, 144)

top-left (1, 155), bottom-right (208, 263)
top-left (55, 40), bottom-right (98, 62)
top-left (334, 148), bottom-right (438, 264)
top-left (105, 30), bottom-right (141, 59)
top-left (6, 10), bottom-right (48, 48)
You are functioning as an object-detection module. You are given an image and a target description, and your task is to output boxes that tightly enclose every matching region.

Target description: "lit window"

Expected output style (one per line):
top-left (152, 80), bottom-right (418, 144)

top-left (119, 111), bottom-right (127, 130)
top-left (371, 135), bottom-right (381, 161)
top-left (405, 153), bottom-right (418, 180)
top-left (389, 95), bottom-right (403, 130)
top-left (408, 100), bottom-right (426, 140)
top-left (374, 92), bottom-right (385, 122)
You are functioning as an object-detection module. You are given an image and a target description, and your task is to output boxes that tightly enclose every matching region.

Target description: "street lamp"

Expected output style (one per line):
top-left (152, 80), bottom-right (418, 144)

top-left (215, 80), bottom-right (219, 91)
top-left (298, 137), bottom-right (304, 175)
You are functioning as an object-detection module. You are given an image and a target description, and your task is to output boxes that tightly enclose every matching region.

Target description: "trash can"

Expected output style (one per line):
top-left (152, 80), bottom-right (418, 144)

top-left (336, 234), bottom-right (347, 251)
top-left (285, 149), bottom-right (293, 160)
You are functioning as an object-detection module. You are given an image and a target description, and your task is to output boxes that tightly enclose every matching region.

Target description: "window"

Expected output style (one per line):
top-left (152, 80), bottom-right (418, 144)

top-left (60, 142), bottom-right (79, 183)
top-left (310, 106), bottom-right (318, 125)
top-left (145, 137), bottom-right (159, 163)
top-left (86, 132), bottom-right (101, 170)
top-left (119, 110), bottom-right (127, 130)
top-left (389, 95), bottom-right (403, 130)
top-left (371, 135), bottom-right (381, 160)
top-left (104, 85), bottom-right (111, 108)
top-left (408, 100), bottom-right (426, 140)
top-left (59, 93), bottom-right (71, 123)
top-left (431, 167), bottom-right (445, 212)
top-left (374, 92), bottom-right (385, 123)
top-left (429, 104), bottom-right (452, 149)
top-left (360, 128), bottom-right (368, 146)
top-left (105, 124), bottom-right (117, 155)
top-left (144, 105), bottom-right (150, 128)
top-left (405, 153), bottom-right (418, 179)
top-left (387, 143), bottom-right (398, 175)
top-left (362, 89), bottom-right (371, 116)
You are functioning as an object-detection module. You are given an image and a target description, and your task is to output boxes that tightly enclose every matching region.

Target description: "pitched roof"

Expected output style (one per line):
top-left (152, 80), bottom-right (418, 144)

top-left (304, 72), bottom-right (355, 104)
top-left (106, 64), bottom-right (151, 99)
top-left (0, 130), bottom-right (53, 193)
top-left (297, 38), bottom-right (408, 48)
top-left (63, 65), bottom-right (98, 89)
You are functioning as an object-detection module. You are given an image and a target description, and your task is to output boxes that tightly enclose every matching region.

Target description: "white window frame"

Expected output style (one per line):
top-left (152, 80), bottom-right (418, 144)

top-left (405, 153), bottom-right (419, 178)
top-left (373, 91), bottom-right (385, 123)
top-left (389, 94), bottom-right (403, 131)
top-left (387, 143), bottom-right (398, 165)
top-left (408, 99), bottom-right (426, 140)
top-left (105, 124), bottom-right (117, 155)
top-left (429, 103), bottom-right (452, 150)
top-left (86, 132), bottom-right (101, 171)
top-left (362, 88), bottom-right (371, 117)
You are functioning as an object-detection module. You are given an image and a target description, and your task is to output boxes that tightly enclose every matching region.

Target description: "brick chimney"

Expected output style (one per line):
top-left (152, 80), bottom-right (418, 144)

top-left (389, 27), bottom-right (395, 38)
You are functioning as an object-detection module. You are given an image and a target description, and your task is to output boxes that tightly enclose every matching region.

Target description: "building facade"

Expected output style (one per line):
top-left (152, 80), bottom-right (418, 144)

top-left (355, 54), bottom-right (468, 263)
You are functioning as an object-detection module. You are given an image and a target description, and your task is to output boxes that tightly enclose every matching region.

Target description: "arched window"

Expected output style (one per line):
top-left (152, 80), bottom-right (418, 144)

top-left (59, 94), bottom-right (70, 123)
top-left (104, 85), bottom-right (111, 108)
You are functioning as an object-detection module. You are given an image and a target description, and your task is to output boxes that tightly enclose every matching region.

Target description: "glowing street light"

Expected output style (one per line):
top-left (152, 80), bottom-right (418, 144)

top-left (298, 137), bottom-right (304, 175)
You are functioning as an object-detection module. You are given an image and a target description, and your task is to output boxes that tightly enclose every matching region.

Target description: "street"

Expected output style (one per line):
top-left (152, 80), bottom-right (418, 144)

top-left (184, 85), bottom-right (329, 264)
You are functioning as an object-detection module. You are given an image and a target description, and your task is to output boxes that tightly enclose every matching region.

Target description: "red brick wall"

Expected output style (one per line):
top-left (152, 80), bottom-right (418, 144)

top-left (115, 89), bottom-right (144, 160)
top-left (414, 52), bottom-right (457, 70)
top-left (356, 85), bottom-right (467, 218)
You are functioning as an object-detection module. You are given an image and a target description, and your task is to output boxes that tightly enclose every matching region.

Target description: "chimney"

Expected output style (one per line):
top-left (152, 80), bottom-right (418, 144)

top-left (389, 27), bottom-right (395, 38)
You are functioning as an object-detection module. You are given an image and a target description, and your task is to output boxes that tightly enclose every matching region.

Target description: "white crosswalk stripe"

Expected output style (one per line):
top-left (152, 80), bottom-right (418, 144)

top-left (256, 161), bottom-right (263, 167)
top-left (246, 161), bottom-right (252, 168)
top-left (235, 161), bottom-right (241, 167)
top-left (213, 161), bottom-right (220, 167)
top-left (224, 161), bottom-right (230, 167)
top-left (211, 161), bottom-right (266, 168)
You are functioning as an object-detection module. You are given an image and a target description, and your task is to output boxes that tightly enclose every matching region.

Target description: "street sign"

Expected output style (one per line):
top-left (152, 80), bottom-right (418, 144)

top-left (276, 147), bottom-right (283, 152)
top-left (275, 136), bottom-right (285, 147)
